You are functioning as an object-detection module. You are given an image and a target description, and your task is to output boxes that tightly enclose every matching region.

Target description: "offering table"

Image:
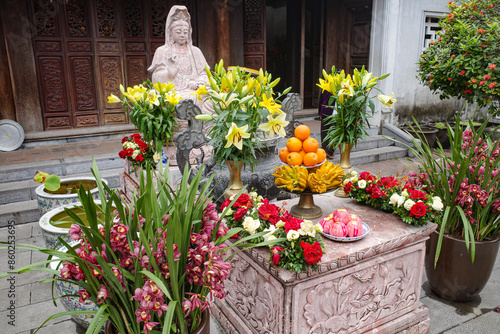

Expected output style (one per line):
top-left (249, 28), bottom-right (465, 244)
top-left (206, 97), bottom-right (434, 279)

top-left (212, 193), bottom-right (435, 334)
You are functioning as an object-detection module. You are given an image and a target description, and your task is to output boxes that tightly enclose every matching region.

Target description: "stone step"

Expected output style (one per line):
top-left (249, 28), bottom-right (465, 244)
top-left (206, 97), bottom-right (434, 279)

top-left (0, 168), bottom-right (123, 206)
top-left (0, 152), bottom-right (122, 184)
top-left (0, 200), bottom-right (40, 227)
top-left (332, 146), bottom-right (408, 166)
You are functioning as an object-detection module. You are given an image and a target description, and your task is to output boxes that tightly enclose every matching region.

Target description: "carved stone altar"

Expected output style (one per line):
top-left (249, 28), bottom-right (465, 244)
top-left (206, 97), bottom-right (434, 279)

top-left (212, 194), bottom-right (435, 334)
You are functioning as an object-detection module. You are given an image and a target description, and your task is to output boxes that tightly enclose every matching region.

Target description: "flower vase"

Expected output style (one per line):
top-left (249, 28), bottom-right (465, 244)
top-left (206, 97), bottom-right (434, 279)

top-left (335, 143), bottom-right (354, 198)
top-left (224, 161), bottom-right (246, 200)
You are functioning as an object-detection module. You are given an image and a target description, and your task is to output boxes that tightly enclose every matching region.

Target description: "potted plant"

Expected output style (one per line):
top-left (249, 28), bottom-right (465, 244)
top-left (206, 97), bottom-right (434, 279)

top-left (316, 66), bottom-right (396, 196)
top-left (405, 116), bottom-right (500, 302)
top-left (34, 171), bottom-right (108, 215)
top-left (2, 160), bottom-right (273, 333)
top-left (417, 0), bottom-right (500, 116)
top-left (193, 60), bottom-right (291, 199)
top-left (402, 121), bottom-right (439, 148)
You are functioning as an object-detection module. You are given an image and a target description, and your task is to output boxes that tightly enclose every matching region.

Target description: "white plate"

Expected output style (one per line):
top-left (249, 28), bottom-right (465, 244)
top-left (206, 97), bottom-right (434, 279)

top-left (321, 222), bottom-right (370, 242)
top-left (0, 120), bottom-right (25, 151)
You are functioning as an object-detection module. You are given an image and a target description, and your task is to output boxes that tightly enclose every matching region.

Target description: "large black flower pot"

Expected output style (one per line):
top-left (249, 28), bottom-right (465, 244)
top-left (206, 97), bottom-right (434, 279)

top-left (425, 231), bottom-right (500, 302)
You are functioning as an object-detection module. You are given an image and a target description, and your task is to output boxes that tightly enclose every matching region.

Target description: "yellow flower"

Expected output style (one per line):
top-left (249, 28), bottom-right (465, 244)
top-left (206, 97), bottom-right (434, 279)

top-left (258, 113), bottom-right (289, 137)
top-left (224, 123), bottom-right (250, 150)
top-left (317, 78), bottom-right (332, 93)
top-left (107, 94), bottom-right (121, 104)
top-left (146, 90), bottom-right (160, 108)
top-left (211, 91), bottom-right (239, 109)
top-left (165, 92), bottom-right (182, 106)
top-left (376, 93), bottom-right (397, 108)
top-left (192, 85), bottom-right (208, 101)
top-left (153, 82), bottom-right (175, 94)
top-left (338, 78), bottom-right (354, 102)
top-left (259, 94), bottom-right (282, 115)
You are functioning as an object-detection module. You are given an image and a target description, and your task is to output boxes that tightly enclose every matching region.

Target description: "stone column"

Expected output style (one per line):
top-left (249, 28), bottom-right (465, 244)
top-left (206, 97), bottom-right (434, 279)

top-left (0, 13), bottom-right (15, 121)
top-left (215, 0), bottom-right (231, 65)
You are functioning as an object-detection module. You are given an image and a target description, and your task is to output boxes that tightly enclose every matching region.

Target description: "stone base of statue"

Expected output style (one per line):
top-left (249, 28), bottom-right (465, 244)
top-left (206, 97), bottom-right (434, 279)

top-left (212, 194), bottom-right (434, 334)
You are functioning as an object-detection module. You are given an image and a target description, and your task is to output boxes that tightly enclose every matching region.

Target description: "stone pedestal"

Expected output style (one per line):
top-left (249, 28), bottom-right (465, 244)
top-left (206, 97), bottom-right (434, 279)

top-left (212, 193), bottom-right (435, 334)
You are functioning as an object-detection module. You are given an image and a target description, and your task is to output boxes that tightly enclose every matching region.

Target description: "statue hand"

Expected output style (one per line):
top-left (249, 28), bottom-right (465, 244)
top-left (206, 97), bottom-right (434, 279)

top-left (169, 55), bottom-right (178, 63)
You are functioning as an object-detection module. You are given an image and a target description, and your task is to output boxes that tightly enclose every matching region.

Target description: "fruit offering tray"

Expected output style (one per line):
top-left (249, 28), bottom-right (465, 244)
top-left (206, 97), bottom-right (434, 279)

top-left (280, 160), bottom-right (326, 169)
top-left (321, 222), bottom-right (370, 242)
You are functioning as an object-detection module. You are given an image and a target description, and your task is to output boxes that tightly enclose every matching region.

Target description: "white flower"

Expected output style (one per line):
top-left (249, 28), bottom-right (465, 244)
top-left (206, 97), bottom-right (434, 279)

top-left (298, 228), bottom-right (306, 236)
top-left (300, 220), bottom-right (315, 234)
top-left (306, 231), bottom-right (316, 237)
top-left (242, 216), bottom-right (260, 234)
top-left (397, 196), bottom-right (405, 207)
top-left (358, 180), bottom-right (367, 189)
top-left (249, 191), bottom-right (258, 200)
top-left (131, 150), bottom-right (141, 159)
top-left (432, 197), bottom-right (444, 211)
top-left (404, 199), bottom-right (415, 211)
top-left (314, 223), bottom-right (323, 233)
top-left (287, 230), bottom-right (300, 241)
top-left (153, 153), bottom-right (160, 163)
top-left (343, 178), bottom-right (351, 186)
top-left (262, 225), bottom-right (277, 241)
top-left (351, 171), bottom-right (358, 177)
top-left (225, 208), bottom-right (234, 216)
top-left (266, 235), bottom-right (277, 244)
top-left (351, 176), bottom-right (359, 183)
top-left (401, 190), bottom-right (409, 197)
top-left (389, 193), bottom-right (400, 206)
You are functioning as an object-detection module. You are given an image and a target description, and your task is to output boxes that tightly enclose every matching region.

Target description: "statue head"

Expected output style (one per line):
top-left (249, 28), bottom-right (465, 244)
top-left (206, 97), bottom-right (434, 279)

top-left (165, 6), bottom-right (193, 46)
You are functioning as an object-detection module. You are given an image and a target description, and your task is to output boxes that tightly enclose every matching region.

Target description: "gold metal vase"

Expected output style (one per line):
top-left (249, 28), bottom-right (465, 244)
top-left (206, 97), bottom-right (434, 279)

top-left (224, 161), bottom-right (246, 199)
top-left (335, 143), bottom-right (354, 198)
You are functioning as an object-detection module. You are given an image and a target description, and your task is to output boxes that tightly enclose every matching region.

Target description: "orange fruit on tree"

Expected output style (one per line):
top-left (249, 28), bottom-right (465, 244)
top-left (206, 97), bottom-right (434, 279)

top-left (287, 152), bottom-right (303, 166)
top-left (294, 124), bottom-right (311, 141)
top-left (303, 137), bottom-right (319, 153)
top-left (279, 147), bottom-right (290, 163)
top-left (286, 137), bottom-right (302, 152)
top-left (316, 148), bottom-right (327, 163)
top-left (303, 152), bottom-right (319, 166)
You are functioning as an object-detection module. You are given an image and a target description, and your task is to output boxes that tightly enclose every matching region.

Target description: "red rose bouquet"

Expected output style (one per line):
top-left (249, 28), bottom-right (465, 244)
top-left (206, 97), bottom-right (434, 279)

top-left (119, 133), bottom-right (158, 171)
top-left (221, 192), bottom-right (325, 272)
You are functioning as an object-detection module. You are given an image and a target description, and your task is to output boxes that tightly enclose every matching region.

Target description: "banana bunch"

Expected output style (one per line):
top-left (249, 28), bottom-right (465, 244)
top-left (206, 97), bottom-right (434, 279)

top-left (307, 161), bottom-right (344, 193)
top-left (273, 165), bottom-right (309, 193)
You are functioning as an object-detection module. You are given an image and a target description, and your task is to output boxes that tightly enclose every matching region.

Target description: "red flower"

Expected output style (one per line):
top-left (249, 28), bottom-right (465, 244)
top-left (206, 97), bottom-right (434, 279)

top-left (459, 70), bottom-right (465, 76)
top-left (130, 133), bottom-right (141, 139)
top-left (359, 171), bottom-right (376, 182)
top-left (135, 154), bottom-right (144, 162)
top-left (125, 148), bottom-right (134, 156)
top-left (234, 207), bottom-right (248, 222)
top-left (410, 202), bottom-right (428, 219)
top-left (448, 78), bottom-right (453, 81)
top-left (484, 74), bottom-right (491, 80)
top-left (380, 176), bottom-right (398, 188)
top-left (471, 79), bottom-right (477, 84)
top-left (489, 82), bottom-right (497, 89)
top-left (220, 199), bottom-right (231, 211)
top-left (366, 183), bottom-right (385, 199)
top-left (344, 181), bottom-right (353, 194)
top-left (118, 150), bottom-right (127, 159)
top-left (477, 29), bottom-right (485, 33)
top-left (300, 241), bottom-right (323, 265)
top-left (234, 193), bottom-right (253, 208)
top-left (121, 137), bottom-right (128, 144)
top-left (489, 64), bottom-right (497, 70)
top-left (271, 247), bottom-right (284, 265)
top-left (258, 202), bottom-right (280, 223)
top-left (479, 80), bottom-right (485, 86)
top-left (409, 189), bottom-right (428, 201)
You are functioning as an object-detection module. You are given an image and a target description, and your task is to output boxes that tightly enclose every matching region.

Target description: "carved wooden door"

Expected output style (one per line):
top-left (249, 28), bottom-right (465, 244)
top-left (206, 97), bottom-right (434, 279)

top-left (31, 0), bottom-right (195, 130)
top-left (243, 0), bottom-right (266, 71)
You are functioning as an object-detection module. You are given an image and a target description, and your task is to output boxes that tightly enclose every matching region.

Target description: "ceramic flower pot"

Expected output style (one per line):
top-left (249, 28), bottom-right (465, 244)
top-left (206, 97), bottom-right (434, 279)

top-left (224, 160), bottom-right (246, 200)
top-left (35, 176), bottom-right (107, 215)
top-left (403, 126), bottom-right (438, 148)
top-left (103, 309), bottom-right (211, 334)
top-left (425, 230), bottom-right (500, 302)
top-left (39, 200), bottom-right (115, 250)
top-left (50, 243), bottom-right (99, 329)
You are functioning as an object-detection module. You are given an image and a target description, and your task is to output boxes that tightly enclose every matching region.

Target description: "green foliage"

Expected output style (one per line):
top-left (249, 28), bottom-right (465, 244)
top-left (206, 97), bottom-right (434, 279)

top-left (417, 0), bottom-right (500, 115)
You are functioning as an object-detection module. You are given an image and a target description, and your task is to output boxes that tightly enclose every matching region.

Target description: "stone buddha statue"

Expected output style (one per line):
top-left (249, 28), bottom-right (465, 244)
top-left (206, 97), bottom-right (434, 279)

top-left (148, 5), bottom-right (209, 103)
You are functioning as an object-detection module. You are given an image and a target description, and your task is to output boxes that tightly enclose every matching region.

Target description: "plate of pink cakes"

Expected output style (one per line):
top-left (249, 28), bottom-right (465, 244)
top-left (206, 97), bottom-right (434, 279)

top-left (319, 209), bottom-right (370, 242)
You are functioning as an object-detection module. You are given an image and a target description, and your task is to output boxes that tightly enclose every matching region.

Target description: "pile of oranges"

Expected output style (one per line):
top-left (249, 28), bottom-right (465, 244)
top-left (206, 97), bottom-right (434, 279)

top-left (279, 125), bottom-right (327, 167)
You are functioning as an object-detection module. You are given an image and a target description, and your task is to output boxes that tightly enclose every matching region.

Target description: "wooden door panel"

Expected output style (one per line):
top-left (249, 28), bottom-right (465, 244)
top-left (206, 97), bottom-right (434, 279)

top-left (69, 56), bottom-right (97, 112)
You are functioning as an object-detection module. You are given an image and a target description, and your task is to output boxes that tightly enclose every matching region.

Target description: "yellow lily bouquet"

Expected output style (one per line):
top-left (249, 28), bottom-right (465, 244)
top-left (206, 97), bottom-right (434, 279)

top-left (108, 80), bottom-right (182, 155)
top-left (317, 66), bottom-right (396, 150)
top-left (195, 60), bottom-right (291, 170)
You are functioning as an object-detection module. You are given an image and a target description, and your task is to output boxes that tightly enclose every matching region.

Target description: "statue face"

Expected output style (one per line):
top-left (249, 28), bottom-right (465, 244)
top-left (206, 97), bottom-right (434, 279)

top-left (171, 22), bottom-right (189, 45)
